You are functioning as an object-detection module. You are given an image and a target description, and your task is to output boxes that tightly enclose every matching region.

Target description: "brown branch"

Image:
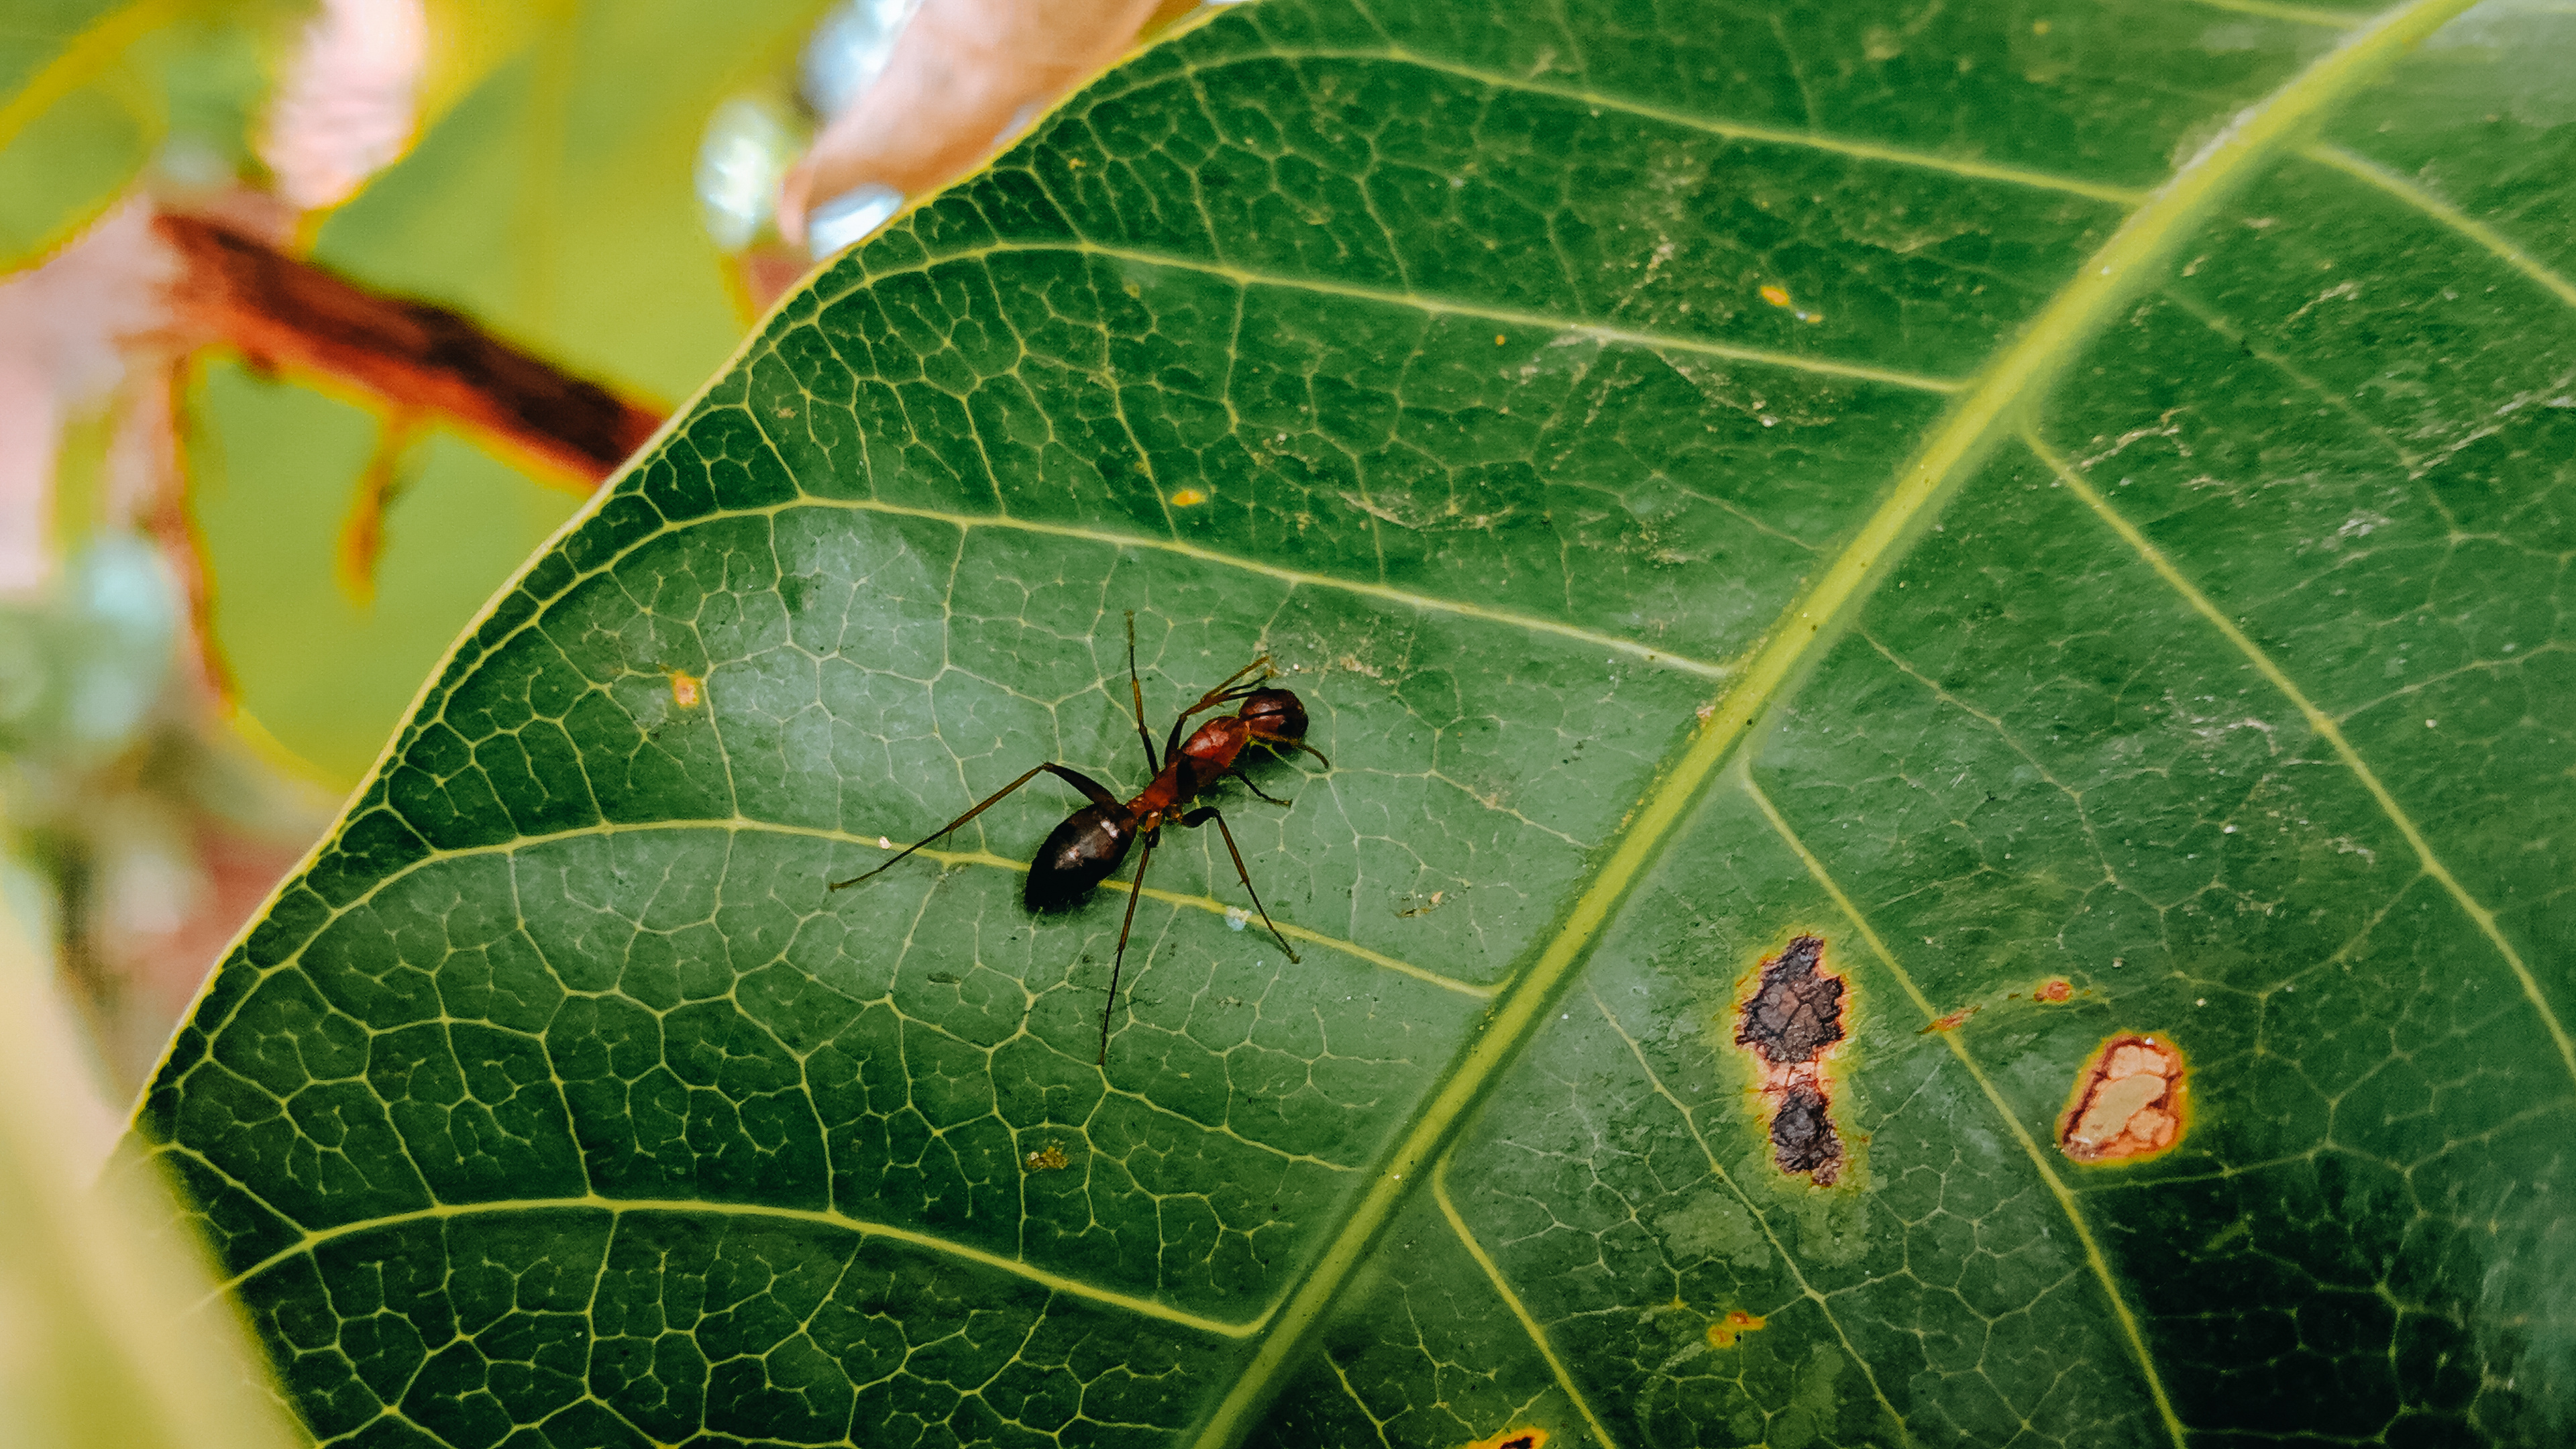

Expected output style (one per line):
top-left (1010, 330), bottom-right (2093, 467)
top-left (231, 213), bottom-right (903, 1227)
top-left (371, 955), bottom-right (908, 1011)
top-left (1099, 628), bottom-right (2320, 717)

top-left (154, 213), bottom-right (665, 484)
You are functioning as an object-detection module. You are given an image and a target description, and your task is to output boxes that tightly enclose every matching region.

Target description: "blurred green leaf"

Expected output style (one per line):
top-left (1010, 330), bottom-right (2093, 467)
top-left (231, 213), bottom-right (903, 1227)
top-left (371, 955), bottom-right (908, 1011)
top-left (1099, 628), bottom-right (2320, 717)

top-left (308, 0), bottom-right (829, 402)
top-left (1, 0), bottom-right (168, 267)
top-left (0, 879), bottom-right (299, 1449)
top-left (142, 0), bottom-right (2576, 1444)
top-left (0, 0), bottom-right (276, 268)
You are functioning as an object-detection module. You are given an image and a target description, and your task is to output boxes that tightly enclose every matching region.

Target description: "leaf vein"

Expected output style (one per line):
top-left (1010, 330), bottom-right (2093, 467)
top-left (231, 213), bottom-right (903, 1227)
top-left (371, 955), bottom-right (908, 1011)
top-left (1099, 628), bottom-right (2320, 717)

top-left (292, 816), bottom-right (1499, 999)
top-left (1429, 1153), bottom-right (1627, 1449)
top-left (830, 239), bottom-right (1966, 393)
top-left (2302, 142), bottom-right (2576, 311)
top-left (201, 1197), bottom-right (1268, 1338)
top-left (1219, 46), bottom-right (2149, 205)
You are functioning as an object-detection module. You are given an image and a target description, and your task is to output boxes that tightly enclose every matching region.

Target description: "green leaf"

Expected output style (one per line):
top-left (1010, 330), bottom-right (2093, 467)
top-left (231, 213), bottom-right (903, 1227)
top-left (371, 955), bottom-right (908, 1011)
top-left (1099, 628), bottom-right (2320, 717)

top-left (142, 0), bottom-right (2576, 1444)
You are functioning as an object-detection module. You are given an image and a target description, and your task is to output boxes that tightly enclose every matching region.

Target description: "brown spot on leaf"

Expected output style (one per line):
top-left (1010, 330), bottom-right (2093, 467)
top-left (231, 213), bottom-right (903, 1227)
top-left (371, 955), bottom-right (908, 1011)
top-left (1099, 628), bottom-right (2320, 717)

top-left (1736, 934), bottom-right (1844, 1067)
top-left (670, 672), bottom-right (702, 708)
top-left (1707, 1309), bottom-right (1767, 1348)
top-left (2035, 977), bottom-right (2074, 1004)
top-left (1770, 1083), bottom-right (1843, 1183)
top-left (1462, 1429), bottom-right (1548, 1449)
top-left (1919, 1004), bottom-right (1980, 1034)
top-left (2058, 1034), bottom-right (2188, 1163)
top-left (1734, 934), bottom-right (1847, 1185)
top-left (1022, 1143), bottom-right (1071, 1172)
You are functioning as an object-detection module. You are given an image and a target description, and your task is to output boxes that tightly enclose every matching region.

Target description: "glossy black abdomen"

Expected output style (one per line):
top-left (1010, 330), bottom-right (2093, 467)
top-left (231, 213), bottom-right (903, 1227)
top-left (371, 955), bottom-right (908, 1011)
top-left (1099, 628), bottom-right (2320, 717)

top-left (1024, 803), bottom-right (1134, 910)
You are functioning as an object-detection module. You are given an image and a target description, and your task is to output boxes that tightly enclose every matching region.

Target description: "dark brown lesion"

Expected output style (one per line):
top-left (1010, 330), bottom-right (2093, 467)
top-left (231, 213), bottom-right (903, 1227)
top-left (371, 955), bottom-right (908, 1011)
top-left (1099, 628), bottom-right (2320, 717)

top-left (1735, 934), bottom-right (1848, 1186)
top-left (1735, 933), bottom-right (1845, 1065)
top-left (1768, 1081), bottom-right (1844, 1182)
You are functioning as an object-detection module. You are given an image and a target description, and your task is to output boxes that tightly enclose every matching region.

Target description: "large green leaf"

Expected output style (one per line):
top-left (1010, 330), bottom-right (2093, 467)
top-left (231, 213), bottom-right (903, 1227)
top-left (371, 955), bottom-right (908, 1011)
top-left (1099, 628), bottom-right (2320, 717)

top-left (141, 0), bottom-right (2576, 1444)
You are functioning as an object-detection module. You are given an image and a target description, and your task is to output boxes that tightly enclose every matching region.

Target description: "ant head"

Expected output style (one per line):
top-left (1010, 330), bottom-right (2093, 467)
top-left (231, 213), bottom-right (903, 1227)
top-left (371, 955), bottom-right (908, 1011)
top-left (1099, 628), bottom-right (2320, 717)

top-left (1238, 687), bottom-right (1308, 741)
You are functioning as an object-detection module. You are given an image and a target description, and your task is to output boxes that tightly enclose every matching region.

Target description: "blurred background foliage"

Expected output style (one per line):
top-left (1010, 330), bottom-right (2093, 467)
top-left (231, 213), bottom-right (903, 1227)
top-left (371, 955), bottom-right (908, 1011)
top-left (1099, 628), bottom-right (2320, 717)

top-left (1, 0), bottom-right (1183, 1124)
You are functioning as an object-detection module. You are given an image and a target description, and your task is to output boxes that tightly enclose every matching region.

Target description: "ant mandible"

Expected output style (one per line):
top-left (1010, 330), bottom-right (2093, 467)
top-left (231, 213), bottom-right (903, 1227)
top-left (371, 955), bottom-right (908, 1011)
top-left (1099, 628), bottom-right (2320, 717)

top-left (829, 616), bottom-right (1328, 1064)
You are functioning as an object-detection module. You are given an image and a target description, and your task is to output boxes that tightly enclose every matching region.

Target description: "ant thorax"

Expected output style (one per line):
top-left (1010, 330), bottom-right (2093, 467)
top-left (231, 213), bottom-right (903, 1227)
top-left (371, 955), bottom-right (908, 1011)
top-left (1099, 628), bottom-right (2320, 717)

top-left (1177, 716), bottom-right (1251, 776)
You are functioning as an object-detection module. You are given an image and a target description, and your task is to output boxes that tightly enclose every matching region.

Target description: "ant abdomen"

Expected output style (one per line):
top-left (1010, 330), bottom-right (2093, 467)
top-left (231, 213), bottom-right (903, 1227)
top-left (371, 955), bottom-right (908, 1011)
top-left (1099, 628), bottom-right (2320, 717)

top-left (1025, 803), bottom-right (1134, 910)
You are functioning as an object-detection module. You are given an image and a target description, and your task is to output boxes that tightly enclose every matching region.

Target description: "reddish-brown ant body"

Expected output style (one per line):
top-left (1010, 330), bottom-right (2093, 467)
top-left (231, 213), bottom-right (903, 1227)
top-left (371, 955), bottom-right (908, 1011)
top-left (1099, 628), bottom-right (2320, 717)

top-left (830, 618), bottom-right (1326, 1063)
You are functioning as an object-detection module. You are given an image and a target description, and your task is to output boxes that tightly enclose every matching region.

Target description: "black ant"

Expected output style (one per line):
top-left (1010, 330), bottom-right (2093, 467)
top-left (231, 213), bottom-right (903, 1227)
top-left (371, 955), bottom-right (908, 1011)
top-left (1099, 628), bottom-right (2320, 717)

top-left (830, 617), bottom-right (1328, 1063)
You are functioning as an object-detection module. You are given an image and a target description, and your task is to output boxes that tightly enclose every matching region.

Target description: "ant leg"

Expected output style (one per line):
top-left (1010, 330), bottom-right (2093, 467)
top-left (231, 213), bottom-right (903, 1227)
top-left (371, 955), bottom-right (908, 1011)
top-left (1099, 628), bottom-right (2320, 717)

top-left (830, 763), bottom-right (1123, 891)
top-left (1274, 739), bottom-right (1332, 771)
top-left (1163, 655), bottom-right (1276, 759)
top-left (1181, 806), bottom-right (1300, 965)
top-left (1227, 769), bottom-right (1291, 806)
top-left (1098, 833), bottom-right (1157, 1065)
top-left (1124, 612), bottom-right (1159, 773)
top-left (1192, 654), bottom-right (1274, 706)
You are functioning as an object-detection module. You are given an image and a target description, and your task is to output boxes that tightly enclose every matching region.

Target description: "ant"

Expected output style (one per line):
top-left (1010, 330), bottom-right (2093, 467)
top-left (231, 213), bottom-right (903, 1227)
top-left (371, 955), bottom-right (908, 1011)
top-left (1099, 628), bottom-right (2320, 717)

top-left (830, 616), bottom-right (1328, 1063)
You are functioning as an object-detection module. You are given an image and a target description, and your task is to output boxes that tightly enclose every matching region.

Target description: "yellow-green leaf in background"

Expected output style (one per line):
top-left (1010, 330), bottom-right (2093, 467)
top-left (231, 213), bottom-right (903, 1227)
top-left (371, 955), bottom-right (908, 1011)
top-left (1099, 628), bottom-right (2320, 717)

top-left (184, 359), bottom-right (590, 784)
top-left (0, 0), bottom-right (164, 268)
top-left (141, 0), bottom-right (2576, 1444)
top-left (0, 0), bottom-right (277, 268)
top-left (306, 0), bottom-right (824, 403)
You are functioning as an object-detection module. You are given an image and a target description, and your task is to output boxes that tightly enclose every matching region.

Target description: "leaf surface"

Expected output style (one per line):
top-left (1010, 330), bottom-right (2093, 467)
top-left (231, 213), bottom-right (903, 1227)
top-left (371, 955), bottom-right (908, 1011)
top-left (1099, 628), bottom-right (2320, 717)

top-left (144, 1), bottom-right (2576, 1445)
